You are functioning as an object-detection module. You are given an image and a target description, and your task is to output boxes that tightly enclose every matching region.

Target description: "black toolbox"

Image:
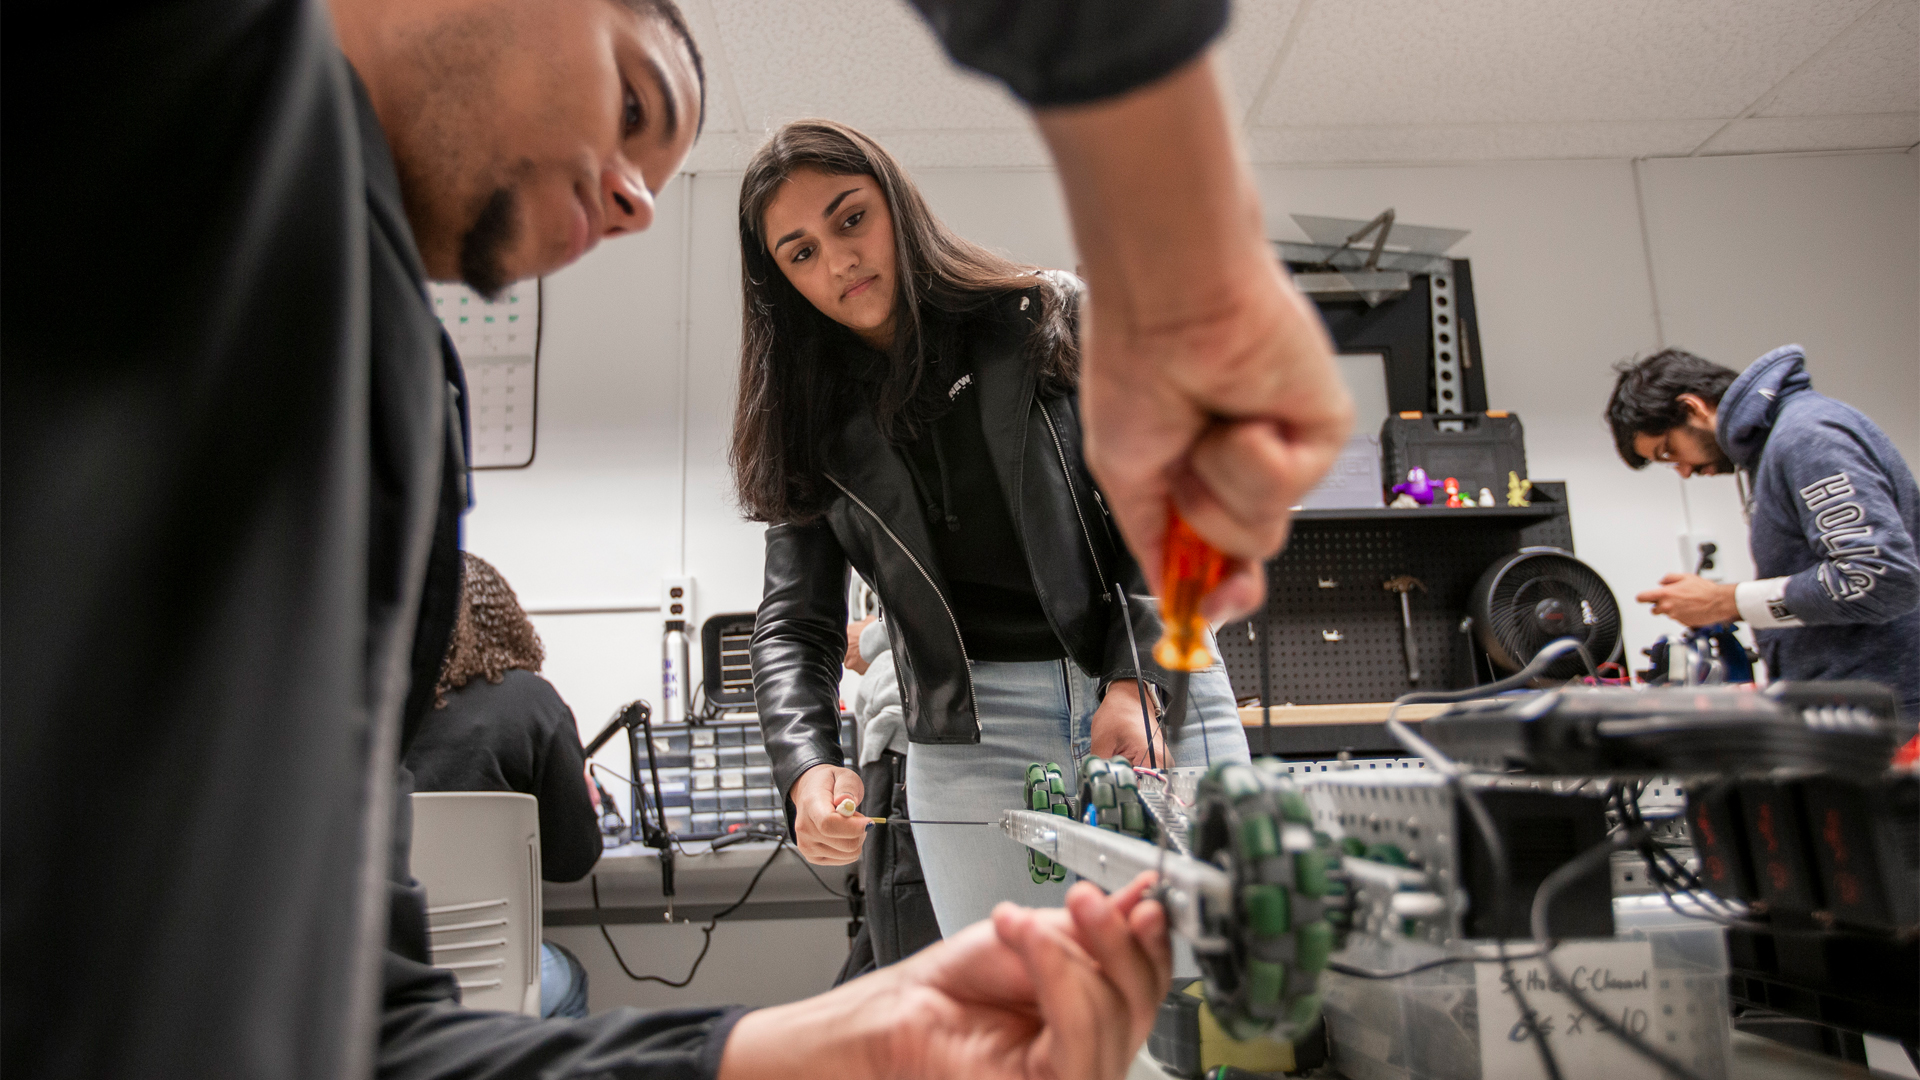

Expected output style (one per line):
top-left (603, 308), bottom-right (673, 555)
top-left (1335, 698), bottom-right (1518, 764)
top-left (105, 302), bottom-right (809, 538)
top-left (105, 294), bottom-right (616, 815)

top-left (1381, 411), bottom-right (1526, 498)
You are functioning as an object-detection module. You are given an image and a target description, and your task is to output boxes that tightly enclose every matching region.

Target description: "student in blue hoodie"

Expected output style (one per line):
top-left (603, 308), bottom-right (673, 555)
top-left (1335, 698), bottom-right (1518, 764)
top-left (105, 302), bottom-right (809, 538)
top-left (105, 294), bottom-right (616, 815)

top-left (1606, 346), bottom-right (1919, 720)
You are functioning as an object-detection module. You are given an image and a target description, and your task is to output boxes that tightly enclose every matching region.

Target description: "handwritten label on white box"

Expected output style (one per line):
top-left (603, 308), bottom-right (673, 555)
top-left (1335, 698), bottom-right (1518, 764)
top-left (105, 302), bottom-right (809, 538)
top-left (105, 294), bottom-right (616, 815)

top-left (1475, 940), bottom-right (1659, 1080)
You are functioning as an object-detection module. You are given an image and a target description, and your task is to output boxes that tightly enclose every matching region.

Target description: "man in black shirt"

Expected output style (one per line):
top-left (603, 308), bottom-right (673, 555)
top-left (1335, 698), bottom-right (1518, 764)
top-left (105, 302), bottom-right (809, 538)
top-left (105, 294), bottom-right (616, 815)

top-left (4, 0), bottom-right (1195, 1077)
top-left (6, 0), bottom-right (723, 1073)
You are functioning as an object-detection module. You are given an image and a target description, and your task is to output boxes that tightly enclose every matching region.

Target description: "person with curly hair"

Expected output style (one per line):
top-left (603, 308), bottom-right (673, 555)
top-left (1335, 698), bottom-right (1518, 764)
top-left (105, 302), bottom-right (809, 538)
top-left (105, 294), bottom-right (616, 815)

top-left (430, 552), bottom-right (551, 709)
top-left (405, 553), bottom-right (603, 1016)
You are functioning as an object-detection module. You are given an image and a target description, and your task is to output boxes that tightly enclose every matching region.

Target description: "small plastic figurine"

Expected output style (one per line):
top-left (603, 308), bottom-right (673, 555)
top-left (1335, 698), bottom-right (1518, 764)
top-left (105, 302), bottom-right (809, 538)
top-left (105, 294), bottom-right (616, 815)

top-left (1506, 471), bottom-right (1532, 508)
top-left (1389, 492), bottom-right (1420, 509)
top-left (1477, 487), bottom-right (1494, 507)
top-left (1391, 467), bottom-right (1438, 506)
top-left (1443, 477), bottom-right (1470, 507)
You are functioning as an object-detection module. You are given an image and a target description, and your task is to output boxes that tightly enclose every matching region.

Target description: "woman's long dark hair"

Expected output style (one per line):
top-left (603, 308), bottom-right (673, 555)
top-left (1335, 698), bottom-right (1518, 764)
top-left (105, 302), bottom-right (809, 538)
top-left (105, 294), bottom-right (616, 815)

top-left (731, 119), bottom-right (1078, 525)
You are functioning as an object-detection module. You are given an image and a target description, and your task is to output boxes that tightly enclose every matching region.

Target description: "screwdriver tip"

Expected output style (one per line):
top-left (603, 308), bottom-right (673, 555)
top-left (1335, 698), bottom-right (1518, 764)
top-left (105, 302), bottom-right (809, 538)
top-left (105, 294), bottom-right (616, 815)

top-left (1165, 669), bottom-right (1192, 744)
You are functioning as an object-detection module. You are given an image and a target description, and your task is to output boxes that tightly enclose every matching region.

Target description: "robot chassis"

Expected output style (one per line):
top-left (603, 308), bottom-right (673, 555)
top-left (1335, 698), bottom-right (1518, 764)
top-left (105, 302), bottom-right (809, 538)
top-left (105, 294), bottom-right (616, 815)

top-left (1014, 757), bottom-right (1372, 1045)
top-left (1007, 682), bottom-right (1907, 1050)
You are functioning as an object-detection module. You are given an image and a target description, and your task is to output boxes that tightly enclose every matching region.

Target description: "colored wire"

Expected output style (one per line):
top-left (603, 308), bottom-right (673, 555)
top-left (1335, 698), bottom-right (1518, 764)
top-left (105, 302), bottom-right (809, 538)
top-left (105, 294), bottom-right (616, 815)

top-left (1327, 948), bottom-right (1547, 980)
top-left (1532, 832), bottom-right (1711, 1080)
top-left (1193, 670), bottom-right (1211, 768)
top-left (1382, 638), bottom-right (1593, 1080)
top-left (588, 761), bottom-right (635, 788)
top-left (1258, 580), bottom-right (1274, 750)
top-left (1117, 582), bottom-right (1160, 771)
top-left (1608, 781), bottom-right (1763, 930)
top-left (1450, 775), bottom-right (1565, 1080)
top-left (789, 847), bottom-right (851, 900)
top-left (591, 836), bottom-right (825, 987)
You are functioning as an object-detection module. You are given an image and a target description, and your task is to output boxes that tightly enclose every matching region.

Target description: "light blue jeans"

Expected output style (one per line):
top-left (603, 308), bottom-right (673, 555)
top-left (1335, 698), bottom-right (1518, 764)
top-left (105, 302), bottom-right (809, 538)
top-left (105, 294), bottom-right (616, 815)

top-left (905, 656), bottom-right (1248, 937)
top-left (539, 940), bottom-right (588, 1018)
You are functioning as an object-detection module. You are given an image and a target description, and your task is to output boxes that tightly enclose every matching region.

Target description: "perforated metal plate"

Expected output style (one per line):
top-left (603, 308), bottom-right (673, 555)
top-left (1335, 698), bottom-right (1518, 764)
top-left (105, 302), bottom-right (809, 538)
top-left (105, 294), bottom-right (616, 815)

top-left (1221, 494), bottom-right (1575, 705)
top-left (1430, 270), bottom-right (1464, 425)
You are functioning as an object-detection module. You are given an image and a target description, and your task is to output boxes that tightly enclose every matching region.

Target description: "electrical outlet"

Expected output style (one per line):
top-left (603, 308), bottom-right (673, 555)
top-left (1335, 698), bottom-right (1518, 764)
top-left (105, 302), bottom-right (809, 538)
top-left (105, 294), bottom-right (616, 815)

top-left (661, 575), bottom-right (695, 627)
top-left (1678, 530), bottom-right (1721, 580)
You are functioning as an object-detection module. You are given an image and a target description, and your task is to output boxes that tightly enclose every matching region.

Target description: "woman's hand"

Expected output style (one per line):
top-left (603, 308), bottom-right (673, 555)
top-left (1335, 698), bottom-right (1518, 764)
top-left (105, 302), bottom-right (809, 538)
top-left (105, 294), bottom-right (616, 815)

top-left (789, 763), bottom-right (867, 865)
top-left (718, 873), bottom-right (1173, 1080)
top-left (1088, 681), bottom-right (1167, 768)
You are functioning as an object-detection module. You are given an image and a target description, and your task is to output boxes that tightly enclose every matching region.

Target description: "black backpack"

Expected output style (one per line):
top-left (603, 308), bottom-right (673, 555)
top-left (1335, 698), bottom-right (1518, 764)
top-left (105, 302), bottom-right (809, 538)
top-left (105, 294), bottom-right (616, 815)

top-left (833, 750), bottom-right (941, 983)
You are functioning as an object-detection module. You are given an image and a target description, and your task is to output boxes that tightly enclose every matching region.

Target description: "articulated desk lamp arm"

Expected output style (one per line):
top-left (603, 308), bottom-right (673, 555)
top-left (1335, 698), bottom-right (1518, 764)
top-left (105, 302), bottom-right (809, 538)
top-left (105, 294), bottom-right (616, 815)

top-left (584, 700), bottom-right (676, 916)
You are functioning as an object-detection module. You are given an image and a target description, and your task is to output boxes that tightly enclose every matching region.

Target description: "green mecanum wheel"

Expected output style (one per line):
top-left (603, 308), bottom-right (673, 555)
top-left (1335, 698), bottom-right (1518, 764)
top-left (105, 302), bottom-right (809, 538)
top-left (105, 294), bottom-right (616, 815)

top-left (1023, 763), bottom-right (1073, 883)
top-left (1078, 755), bottom-right (1155, 842)
top-left (1188, 759), bottom-right (1346, 1043)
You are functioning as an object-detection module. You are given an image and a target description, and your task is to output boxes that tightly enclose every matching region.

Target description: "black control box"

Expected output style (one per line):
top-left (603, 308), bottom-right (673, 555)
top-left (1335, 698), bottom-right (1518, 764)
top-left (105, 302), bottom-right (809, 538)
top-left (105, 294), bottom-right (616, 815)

top-left (1423, 683), bottom-right (1898, 776)
top-left (1381, 410), bottom-right (1526, 496)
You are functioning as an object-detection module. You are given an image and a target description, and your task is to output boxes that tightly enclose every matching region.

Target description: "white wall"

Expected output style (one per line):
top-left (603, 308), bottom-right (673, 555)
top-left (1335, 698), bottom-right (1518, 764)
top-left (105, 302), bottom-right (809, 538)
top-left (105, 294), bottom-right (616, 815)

top-left (1249, 148), bottom-right (1920, 660)
top-left (1253, 158), bottom-right (1689, 659)
top-left (1636, 151), bottom-right (1920, 627)
top-left (464, 146), bottom-right (1916, 1008)
top-left (476, 147), bottom-right (1915, 732)
top-left (1639, 152), bottom-right (1919, 466)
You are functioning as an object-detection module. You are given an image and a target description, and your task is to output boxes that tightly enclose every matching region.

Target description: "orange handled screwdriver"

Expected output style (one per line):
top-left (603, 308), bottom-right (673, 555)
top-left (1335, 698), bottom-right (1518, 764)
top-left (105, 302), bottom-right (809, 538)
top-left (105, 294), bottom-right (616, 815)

top-left (1153, 507), bottom-right (1229, 745)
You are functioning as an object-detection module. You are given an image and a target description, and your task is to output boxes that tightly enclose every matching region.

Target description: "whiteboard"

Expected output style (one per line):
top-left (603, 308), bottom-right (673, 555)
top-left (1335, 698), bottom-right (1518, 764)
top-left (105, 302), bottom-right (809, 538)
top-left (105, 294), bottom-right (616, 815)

top-left (1337, 351), bottom-right (1391, 437)
top-left (431, 280), bottom-right (540, 468)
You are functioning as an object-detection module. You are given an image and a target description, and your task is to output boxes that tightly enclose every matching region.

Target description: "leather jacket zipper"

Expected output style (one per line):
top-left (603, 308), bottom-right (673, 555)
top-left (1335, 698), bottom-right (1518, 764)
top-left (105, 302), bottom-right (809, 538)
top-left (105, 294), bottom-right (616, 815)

top-left (1040, 403), bottom-right (1109, 596)
top-left (826, 474), bottom-right (979, 725)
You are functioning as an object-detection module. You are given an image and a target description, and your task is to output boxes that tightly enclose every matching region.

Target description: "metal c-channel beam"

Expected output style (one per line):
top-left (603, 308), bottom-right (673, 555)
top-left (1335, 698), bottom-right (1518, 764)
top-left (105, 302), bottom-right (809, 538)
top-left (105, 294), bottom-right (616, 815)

top-left (999, 808), bottom-right (1233, 951)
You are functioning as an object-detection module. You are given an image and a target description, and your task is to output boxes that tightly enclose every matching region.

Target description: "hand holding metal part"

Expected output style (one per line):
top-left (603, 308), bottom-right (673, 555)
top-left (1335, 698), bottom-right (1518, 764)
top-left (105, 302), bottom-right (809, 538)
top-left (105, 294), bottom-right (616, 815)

top-left (1000, 807), bottom-right (1231, 949)
top-left (1001, 760), bottom-right (1350, 1044)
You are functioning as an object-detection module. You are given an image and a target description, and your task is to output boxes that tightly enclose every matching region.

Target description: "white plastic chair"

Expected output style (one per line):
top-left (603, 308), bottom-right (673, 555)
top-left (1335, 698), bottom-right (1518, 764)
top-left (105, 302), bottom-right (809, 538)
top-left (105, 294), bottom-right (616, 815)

top-left (409, 792), bottom-right (544, 1015)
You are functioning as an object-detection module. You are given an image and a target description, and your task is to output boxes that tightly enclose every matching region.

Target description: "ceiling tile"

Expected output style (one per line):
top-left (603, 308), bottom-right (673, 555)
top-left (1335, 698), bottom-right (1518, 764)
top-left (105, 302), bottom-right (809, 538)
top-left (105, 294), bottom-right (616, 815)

top-left (833, 127), bottom-right (1052, 169)
top-left (681, 126), bottom-right (1051, 174)
top-left (1699, 113), bottom-right (1920, 154)
top-left (681, 132), bottom-right (758, 173)
top-left (709, 0), bottom-right (1027, 135)
top-left (1245, 120), bottom-right (1726, 164)
top-left (676, 1), bottom-right (1916, 172)
top-left (1216, 0), bottom-right (1305, 120)
top-left (1254, 0), bottom-right (1877, 128)
top-left (1758, 0), bottom-right (1919, 117)
top-left (678, 0), bottom-right (746, 133)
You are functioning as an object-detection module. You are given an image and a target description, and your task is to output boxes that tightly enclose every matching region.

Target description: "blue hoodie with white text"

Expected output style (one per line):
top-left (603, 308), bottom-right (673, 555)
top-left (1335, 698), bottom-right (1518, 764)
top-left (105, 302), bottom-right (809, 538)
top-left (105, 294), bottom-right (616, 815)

top-left (1717, 345), bottom-right (1919, 716)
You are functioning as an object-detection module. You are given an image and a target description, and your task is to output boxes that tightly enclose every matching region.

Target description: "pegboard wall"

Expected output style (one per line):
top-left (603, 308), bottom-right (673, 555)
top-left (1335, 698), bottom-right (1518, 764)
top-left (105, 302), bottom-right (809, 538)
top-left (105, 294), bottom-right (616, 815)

top-left (1220, 483), bottom-right (1574, 705)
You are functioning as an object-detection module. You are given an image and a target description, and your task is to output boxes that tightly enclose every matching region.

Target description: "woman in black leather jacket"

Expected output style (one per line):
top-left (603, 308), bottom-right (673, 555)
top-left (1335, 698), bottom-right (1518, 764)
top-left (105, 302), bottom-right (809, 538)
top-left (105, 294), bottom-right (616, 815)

top-left (732, 120), bottom-right (1249, 935)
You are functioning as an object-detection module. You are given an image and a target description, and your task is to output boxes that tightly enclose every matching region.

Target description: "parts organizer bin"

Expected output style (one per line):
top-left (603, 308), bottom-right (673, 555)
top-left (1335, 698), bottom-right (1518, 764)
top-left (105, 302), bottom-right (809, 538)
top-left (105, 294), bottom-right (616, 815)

top-left (1320, 895), bottom-right (1730, 1080)
top-left (637, 714), bottom-right (853, 837)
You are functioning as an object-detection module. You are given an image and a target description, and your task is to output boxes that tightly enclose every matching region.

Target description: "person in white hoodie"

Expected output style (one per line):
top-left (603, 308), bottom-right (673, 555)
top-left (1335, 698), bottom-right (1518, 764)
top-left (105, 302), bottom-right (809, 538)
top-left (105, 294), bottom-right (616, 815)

top-left (851, 616), bottom-right (908, 767)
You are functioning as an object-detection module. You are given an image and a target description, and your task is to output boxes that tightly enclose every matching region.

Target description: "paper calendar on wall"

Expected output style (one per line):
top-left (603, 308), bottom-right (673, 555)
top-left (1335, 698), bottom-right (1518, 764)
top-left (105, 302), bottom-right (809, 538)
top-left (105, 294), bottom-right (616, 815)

top-left (431, 280), bottom-right (540, 469)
